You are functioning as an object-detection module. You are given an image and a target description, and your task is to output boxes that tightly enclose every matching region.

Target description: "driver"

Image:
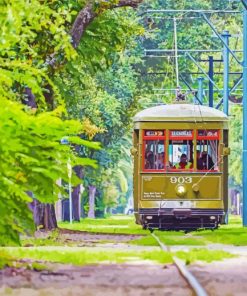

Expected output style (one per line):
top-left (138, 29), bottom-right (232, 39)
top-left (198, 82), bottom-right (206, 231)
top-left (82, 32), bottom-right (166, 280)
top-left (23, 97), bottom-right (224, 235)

top-left (174, 153), bottom-right (193, 169)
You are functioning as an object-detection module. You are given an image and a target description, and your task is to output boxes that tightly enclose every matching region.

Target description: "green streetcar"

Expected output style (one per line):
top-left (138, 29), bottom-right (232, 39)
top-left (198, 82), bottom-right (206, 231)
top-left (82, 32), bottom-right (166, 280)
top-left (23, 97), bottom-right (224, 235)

top-left (132, 103), bottom-right (230, 230)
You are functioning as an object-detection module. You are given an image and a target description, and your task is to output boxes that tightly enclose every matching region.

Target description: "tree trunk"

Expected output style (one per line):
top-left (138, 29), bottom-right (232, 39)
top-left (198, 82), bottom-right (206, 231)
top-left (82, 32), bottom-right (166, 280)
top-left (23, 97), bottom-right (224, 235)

top-left (31, 200), bottom-right (57, 230)
top-left (88, 185), bottom-right (96, 218)
top-left (72, 165), bottom-right (83, 221)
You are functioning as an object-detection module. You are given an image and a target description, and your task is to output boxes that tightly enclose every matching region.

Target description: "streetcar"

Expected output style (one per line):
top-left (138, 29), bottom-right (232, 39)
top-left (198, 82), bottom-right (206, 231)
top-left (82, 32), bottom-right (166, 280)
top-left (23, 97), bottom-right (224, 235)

top-left (132, 103), bottom-right (230, 230)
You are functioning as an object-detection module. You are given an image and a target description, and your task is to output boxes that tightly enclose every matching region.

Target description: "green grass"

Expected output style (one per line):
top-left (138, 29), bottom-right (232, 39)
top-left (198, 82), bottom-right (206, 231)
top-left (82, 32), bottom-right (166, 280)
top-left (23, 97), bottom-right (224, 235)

top-left (0, 250), bottom-right (14, 269)
top-left (190, 216), bottom-right (247, 246)
top-left (58, 215), bottom-right (247, 246)
top-left (58, 215), bottom-right (148, 235)
top-left (129, 230), bottom-right (205, 247)
top-left (129, 235), bottom-right (159, 246)
top-left (0, 245), bottom-right (236, 267)
top-left (1, 247), bottom-right (173, 265)
top-left (175, 248), bottom-right (236, 264)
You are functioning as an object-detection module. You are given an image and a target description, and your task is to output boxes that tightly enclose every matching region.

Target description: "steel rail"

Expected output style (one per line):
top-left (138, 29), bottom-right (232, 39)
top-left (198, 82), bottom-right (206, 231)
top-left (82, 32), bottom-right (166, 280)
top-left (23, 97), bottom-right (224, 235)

top-left (151, 233), bottom-right (208, 296)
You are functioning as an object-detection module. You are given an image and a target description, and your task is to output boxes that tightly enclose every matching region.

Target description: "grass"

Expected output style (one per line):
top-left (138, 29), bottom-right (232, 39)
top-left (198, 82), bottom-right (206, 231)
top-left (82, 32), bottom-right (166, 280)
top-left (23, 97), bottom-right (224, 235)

top-left (58, 215), bottom-right (148, 235)
top-left (1, 245), bottom-right (236, 267)
top-left (1, 214), bottom-right (241, 271)
top-left (22, 215), bottom-right (247, 248)
top-left (0, 250), bottom-right (48, 271)
top-left (58, 215), bottom-right (247, 246)
top-left (129, 235), bottom-right (159, 246)
top-left (0, 250), bottom-right (14, 269)
top-left (175, 248), bottom-right (236, 264)
top-left (190, 216), bottom-right (247, 246)
top-left (21, 237), bottom-right (64, 247)
top-left (0, 247), bottom-right (173, 265)
top-left (130, 231), bottom-right (206, 247)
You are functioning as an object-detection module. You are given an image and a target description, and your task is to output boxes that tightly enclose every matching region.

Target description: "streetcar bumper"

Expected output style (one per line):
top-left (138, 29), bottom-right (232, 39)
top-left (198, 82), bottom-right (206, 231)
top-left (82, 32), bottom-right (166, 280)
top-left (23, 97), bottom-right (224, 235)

top-left (138, 208), bottom-right (224, 230)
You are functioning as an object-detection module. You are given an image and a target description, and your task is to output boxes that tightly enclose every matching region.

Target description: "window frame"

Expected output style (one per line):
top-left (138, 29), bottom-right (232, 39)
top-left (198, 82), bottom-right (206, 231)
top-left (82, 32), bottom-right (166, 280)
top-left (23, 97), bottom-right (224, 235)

top-left (168, 130), bottom-right (194, 172)
top-left (142, 130), bottom-right (166, 172)
top-left (196, 129), bottom-right (220, 172)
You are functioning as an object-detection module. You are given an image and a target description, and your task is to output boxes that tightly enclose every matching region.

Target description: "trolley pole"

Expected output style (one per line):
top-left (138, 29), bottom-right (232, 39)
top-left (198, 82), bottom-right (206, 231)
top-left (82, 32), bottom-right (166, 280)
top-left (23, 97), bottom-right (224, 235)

top-left (242, 8), bottom-right (247, 226)
top-left (197, 77), bottom-right (204, 104)
top-left (222, 30), bottom-right (230, 116)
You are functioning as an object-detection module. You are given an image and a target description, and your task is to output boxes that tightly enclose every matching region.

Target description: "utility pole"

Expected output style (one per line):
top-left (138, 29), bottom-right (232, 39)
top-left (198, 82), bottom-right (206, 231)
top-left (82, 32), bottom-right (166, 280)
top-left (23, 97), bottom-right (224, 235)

top-left (242, 0), bottom-right (247, 226)
top-left (222, 31), bottom-right (230, 116)
top-left (199, 56), bottom-right (222, 107)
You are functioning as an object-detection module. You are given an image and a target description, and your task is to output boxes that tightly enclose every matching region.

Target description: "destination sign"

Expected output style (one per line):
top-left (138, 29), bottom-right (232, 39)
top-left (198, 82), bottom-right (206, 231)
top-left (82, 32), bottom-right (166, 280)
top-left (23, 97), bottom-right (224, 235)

top-left (145, 130), bottom-right (164, 137)
top-left (170, 130), bottom-right (193, 138)
top-left (198, 130), bottom-right (219, 138)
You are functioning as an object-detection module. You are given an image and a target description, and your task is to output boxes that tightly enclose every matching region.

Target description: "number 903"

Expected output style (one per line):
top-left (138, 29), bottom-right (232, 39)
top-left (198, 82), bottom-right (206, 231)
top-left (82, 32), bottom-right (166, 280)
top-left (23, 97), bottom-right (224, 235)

top-left (170, 176), bottom-right (192, 184)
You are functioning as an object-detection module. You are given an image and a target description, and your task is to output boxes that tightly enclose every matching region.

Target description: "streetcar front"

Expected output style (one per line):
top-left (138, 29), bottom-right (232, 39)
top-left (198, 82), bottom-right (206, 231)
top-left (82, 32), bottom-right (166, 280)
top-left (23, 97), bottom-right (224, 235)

top-left (132, 104), bottom-right (229, 231)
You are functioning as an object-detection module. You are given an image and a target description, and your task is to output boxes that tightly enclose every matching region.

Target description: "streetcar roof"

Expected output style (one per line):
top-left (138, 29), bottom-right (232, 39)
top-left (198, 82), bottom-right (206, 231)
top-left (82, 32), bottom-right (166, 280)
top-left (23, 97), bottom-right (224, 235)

top-left (133, 104), bottom-right (228, 122)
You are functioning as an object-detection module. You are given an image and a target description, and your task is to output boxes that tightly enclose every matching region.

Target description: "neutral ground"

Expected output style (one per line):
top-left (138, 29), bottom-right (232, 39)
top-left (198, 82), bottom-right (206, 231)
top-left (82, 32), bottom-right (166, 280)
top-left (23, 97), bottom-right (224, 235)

top-left (2, 216), bottom-right (247, 296)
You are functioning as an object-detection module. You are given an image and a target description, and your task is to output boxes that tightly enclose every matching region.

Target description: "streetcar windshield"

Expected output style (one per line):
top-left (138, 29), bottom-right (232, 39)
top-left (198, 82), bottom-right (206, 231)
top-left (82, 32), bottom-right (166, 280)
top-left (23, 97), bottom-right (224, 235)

top-left (143, 129), bottom-right (219, 172)
top-left (169, 140), bottom-right (193, 170)
top-left (168, 130), bottom-right (193, 170)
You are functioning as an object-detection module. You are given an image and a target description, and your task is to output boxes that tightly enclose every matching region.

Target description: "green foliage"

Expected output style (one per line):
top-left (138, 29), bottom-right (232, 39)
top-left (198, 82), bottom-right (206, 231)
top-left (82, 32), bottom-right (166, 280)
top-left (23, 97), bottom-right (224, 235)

top-left (136, 0), bottom-right (242, 106)
top-left (0, 0), bottom-right (76, 108)
top-left (0, 99), bottom-right (98, 245)
top-left (54, 7), bottom-right (144, 214)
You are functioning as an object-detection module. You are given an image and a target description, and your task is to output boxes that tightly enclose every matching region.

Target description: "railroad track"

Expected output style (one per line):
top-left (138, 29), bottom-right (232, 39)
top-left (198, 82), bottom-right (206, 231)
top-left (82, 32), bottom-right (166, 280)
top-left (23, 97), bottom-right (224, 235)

top-left (151, 232), bottom-right (208, 296)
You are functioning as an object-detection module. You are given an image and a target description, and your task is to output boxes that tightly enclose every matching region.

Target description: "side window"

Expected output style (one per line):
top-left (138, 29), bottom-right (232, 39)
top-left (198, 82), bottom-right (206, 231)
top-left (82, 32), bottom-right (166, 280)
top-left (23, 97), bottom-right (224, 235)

top-left (196, 130), bottom-right (219, 171)
top-left (169, 130), bottom-right (193, 170)
top-left (143, 131), bottom-right (165, 171)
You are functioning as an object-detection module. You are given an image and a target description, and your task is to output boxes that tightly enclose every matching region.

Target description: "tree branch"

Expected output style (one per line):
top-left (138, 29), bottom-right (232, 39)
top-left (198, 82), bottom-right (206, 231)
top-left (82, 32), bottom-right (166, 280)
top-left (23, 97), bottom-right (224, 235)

top-left (70, 3), bottom-right (96, 49)
top-left (112, 0), bottom-right (143, 8)
top-left (70, 0), bottom-right (143, 48)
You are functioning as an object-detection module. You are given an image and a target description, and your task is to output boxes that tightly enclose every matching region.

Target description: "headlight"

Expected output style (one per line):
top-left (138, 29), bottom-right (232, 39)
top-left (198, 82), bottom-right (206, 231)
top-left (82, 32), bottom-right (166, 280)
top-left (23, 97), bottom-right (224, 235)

top-left (175, 184), bottom-right (187, 197)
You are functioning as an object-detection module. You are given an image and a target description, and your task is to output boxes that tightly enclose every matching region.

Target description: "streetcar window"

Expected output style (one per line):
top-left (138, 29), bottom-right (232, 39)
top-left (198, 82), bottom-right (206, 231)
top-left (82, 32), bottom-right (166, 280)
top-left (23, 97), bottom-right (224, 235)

top-left (168, 140), bottom-right (193, 169)
top-left (196, 130), bottom-right (219, 171)
top-left (196, 140), bottom-right (219, 171)
top-left (144, 140), bottom-right (165, 170)
top-left (168, 130), bottom-right (193, 170)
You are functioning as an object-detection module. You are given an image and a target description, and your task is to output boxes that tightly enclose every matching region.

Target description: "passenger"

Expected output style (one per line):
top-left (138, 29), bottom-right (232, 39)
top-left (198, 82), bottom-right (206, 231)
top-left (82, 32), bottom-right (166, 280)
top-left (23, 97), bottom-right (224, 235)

top-left (145, 150), bottom-right (154, 169)
top-left (156, 152), bottom-right (165, 169)
top-left (174, 153), bottom-right (193, 169)
top-left (196, 150), bottom-right (204, 170)
top-left (201, 152), bottom-right (214, 170)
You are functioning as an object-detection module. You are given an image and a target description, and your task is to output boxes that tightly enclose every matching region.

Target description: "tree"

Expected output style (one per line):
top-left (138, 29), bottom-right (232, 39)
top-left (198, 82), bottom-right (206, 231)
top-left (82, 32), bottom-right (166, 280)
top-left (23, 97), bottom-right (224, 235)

top-left (0, 0), bottom-right (145, 235)
top-left (55, 4), bottom-right (144, 218)
top-left (0, 98), bottom-right (99, 245)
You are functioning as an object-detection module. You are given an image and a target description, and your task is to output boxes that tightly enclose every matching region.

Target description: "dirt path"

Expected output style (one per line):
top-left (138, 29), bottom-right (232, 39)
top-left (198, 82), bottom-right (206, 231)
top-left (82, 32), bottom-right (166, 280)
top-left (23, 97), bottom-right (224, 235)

top-left (188, 257), bottom-right (247, 296)
top-left (0, 263), bottom-right (192, 296)
top-left (5, 230), bottom-right (247, 295)
top-left (23, 229), bottom-right (144, 248)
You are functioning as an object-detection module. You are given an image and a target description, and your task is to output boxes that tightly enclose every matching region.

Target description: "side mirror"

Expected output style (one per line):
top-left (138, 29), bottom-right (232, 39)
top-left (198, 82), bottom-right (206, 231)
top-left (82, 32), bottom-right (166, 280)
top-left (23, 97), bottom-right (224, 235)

top-left (130, 147), bottom-right (138, 156)
top-left (223, 147), bottom-right (231, 156)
